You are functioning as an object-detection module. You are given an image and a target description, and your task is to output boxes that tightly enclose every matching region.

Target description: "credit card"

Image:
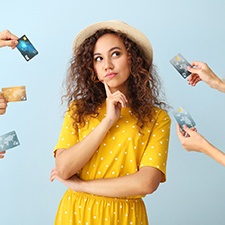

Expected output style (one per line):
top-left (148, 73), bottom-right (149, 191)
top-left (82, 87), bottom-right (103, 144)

top-left (0, 130), bottom-right (20, 152)
top-left (170, 53), bottom-right (191, 79)
top-left (2, 85), bottom-right (27, 102)
top-left (16, 35), bottom-right (38, 61)
top-left (173, 106), bottom-right (196, 130)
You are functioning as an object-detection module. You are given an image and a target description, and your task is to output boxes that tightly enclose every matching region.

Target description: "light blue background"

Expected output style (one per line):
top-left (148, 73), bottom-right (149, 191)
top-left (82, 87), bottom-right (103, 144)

top-left (1, 1), bottom-right (224, 225)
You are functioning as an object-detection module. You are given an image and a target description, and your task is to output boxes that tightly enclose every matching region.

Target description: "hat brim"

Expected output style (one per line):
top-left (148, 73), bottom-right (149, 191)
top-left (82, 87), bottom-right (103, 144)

top-left (73, 20), bottom-right (153, 63)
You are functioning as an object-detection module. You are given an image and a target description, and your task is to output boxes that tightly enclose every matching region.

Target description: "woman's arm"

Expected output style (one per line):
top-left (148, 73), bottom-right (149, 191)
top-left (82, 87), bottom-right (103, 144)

top-left (50, 166), bottom-right (162, 198)
top-left (55, 117), bottom-right (115, 179)
top-left (203, 142), bottom-right (225, 167)
top-left (176, 124), bottom-right (225, 166)
top-left (187, 61), bottom-right (225, 93)
top-left (55, 83), bottom-right (128, 180)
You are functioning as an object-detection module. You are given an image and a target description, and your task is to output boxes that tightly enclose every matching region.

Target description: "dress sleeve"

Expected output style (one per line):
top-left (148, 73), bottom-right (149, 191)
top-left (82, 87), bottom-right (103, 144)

top-left (53, 110), bottom-right (79, 156)
top-left (139, 109), bottom-right (171, 182)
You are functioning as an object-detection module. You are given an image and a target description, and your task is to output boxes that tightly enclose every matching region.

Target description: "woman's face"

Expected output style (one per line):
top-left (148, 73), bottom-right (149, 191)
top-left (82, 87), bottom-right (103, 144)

top-left (93, 33), bottom-right (130, 94)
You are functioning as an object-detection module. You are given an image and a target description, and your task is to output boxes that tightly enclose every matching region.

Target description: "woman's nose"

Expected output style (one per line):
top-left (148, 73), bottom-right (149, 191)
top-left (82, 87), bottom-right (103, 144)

top-left (104, 58), bottom-right (113, 70)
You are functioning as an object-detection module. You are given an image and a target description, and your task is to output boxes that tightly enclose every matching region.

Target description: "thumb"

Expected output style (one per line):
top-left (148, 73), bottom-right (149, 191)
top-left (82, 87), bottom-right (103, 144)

top-left (0, 40), bottom-right (18, 48)
top-left (176, 123), bottom-right (183, 138)
top-left (187, 66), bottom-right (199, 74)
top-left (182, 125), bottom-right (195, 135)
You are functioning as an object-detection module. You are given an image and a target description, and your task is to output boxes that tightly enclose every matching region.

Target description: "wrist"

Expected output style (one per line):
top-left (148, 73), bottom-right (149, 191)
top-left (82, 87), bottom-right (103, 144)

top-left (78, 179), bottom-right (90, 193)
top-left (219, 79), bottom-right (225, 93)
top-left (210, 77), bottom-right (225, 93)
top-left (101, 117), bottom-right (115, 130)
top-left (200, 139), bottom-right (212, 155)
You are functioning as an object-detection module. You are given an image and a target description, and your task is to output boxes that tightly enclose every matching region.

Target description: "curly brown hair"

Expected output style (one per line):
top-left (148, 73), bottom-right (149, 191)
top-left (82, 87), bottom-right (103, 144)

top-left (62, 29), bottom-right (169, 130)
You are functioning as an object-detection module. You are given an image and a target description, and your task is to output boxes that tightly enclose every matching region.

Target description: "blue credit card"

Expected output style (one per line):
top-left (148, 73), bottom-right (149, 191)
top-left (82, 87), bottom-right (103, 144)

top-left (170, 53), bottom-right (191, 79)
top-left (0, 130), bottom-right (20, 152)
top-left (173, 106), bottom-right (196, 130)
top-left (16, 35), bottom-right (38, 61)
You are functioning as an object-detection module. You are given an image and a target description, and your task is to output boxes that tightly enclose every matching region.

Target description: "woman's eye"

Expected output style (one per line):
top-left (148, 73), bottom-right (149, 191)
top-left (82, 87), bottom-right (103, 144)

top-left (112, 51), bottom-right (120, 57)
top-left (94, 56), bottom-right (103, 61)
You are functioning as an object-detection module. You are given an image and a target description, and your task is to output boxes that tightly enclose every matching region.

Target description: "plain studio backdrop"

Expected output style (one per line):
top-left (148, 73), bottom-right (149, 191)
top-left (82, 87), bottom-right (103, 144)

top-left (0, 1), bottom-right (224, 225)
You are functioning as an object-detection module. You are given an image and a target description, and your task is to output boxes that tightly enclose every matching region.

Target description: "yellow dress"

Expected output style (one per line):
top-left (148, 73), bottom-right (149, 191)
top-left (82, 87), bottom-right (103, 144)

top-left (53, 102), bottom-right (171, 225)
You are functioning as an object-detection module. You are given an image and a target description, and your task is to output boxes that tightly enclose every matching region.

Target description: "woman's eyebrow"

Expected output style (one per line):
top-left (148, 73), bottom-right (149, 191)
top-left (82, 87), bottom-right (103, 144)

top-left (109, 46), bottom-right (122, 52)
top-left (94, 46), bottom-right (122, 56)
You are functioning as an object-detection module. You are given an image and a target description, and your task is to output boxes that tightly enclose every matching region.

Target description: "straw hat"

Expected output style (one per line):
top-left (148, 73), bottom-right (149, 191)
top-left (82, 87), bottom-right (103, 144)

top-left (73, 20), bottom-right (153, 63)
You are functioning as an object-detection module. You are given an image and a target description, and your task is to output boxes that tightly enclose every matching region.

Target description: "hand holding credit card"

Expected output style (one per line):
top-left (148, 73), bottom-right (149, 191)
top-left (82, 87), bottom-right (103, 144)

top-left (16, 35), bottom-right (38, 61)
top-left (0, 131), bottom-right (20, 152)
top-left (170, 53), bottom-right (191, 79)
top-left (1, 86), bottom-right (27, 102)
top-left (173, 106), bottom-right (196, 131)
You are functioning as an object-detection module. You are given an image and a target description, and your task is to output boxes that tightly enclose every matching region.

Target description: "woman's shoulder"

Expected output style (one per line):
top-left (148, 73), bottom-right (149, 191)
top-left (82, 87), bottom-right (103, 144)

top-left (152, 106), bottom-right (171, 121)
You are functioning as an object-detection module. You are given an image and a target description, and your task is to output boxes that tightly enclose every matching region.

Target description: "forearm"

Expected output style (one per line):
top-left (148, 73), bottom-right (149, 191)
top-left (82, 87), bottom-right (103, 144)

top-left (215, 79), bottom-right (225, 93)
top-left (201, 141), bottom-right (225, 166)
top-left (81, 175), bottom-right (148, 198)
top-left (74, 167), bottom-right (162, 198)
top-left (56, 118), bottom-right (114, 179)
top-left (203, 64), bottom-right (225, 92)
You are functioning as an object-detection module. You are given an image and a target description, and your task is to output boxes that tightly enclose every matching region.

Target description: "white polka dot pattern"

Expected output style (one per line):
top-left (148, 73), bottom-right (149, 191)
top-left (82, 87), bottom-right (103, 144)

top-left (54, 190), bottom-right (149, 225)
top-left (53, 102), bottom-right (171, 224)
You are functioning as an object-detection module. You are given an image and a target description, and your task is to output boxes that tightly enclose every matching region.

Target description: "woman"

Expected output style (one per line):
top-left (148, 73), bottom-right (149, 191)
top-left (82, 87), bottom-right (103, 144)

top-left (50, 20), bottom-right (171, 225)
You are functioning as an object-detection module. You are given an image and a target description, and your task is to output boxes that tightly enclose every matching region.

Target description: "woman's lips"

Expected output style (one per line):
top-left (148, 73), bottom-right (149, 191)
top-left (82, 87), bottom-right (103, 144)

top-left (105, 73), bottom-right (117, 78)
